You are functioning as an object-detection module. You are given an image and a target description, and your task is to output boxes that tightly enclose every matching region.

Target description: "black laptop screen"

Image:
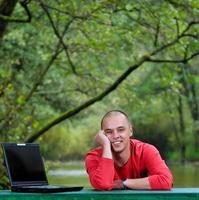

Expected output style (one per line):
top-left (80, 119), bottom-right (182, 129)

top-left (3, 144), bottom-right (47, 183)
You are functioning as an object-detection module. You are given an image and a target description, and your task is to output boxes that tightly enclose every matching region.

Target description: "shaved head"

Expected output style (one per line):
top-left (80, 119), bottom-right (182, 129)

top-left (101, 110), bottom-right (131, 129)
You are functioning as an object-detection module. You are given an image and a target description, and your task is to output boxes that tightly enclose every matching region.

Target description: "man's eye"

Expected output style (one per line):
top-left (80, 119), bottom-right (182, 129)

top-left (118, 128), bottom-right (124, 132)
top-left (105, 131), bottom-right (112, 134)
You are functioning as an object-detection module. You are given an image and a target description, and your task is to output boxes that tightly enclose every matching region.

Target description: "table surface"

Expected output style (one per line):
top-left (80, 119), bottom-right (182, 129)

top-left (0, 188), bottom-right (199, 194)
top-left (0, 188), bottom-right (199, 200)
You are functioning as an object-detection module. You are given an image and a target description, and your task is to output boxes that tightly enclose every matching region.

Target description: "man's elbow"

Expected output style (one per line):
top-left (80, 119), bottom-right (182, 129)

top-left (163, 174), bottom-right (173, 190)
top-left (159, 180), bottom-right (173, 190)
top-left (150, 175), bottom-right (173, 190)
top-left (151, 181), bottom-right (172, 190)
top-left (90, 178), bottom-right (113, 190)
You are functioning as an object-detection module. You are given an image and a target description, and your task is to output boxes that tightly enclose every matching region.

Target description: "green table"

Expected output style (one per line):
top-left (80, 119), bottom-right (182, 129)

top-left (0, 188), bottom-right (199, 200)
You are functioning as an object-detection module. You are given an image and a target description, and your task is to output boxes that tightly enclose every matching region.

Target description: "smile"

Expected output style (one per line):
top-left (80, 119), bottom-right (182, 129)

top-left (112, 141), bottom-right (122, 144)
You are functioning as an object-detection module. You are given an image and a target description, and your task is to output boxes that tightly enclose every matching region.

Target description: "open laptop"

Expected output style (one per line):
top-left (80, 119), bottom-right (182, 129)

top-left (1, 143), bottom-right (83, 193)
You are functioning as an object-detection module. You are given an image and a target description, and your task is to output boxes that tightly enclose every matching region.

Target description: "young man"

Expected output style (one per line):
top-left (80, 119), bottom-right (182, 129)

top-left (85, 110), bottom-right (173, 190)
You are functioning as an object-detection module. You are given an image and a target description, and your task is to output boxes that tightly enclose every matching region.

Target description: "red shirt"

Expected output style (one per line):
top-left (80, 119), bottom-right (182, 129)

top-left (85, 139), bottom-right (173, 190)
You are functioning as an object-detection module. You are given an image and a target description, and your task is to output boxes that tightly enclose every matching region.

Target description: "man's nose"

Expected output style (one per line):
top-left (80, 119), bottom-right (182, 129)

top-left (112, 130), bottom-right (119, 138)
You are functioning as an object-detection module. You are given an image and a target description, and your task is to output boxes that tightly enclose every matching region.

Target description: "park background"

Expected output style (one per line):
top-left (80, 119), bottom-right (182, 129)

top-left (0, 0), bottom-right (199, 189)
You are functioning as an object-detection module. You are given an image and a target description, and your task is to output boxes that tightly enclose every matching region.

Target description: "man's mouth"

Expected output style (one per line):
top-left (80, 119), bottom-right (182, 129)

top-left (112, 141), bottom-right (122, 145)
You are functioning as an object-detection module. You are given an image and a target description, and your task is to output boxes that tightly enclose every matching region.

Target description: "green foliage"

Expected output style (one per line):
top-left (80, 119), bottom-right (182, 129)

top-left (0, 150), bottom-right (9, 190)
top-left (0, 0), bottom-right (199, 188)
top-left (39, 115), bottom-right (98, 161)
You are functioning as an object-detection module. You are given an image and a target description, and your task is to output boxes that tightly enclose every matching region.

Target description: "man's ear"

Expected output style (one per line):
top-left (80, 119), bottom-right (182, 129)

top-left (130, 131), bottom-right (133, 138)
top-left (129, 126), bottom-right (133, 137)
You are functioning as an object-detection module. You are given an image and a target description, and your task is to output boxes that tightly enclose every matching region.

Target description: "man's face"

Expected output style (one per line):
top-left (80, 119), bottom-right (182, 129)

top-left (102, 114), bottom-right (132, 153)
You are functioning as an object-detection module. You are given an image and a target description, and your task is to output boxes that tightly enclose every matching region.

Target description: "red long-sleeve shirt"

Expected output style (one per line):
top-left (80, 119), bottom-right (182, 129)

top-left (85, 139), bottom-right (173, 190)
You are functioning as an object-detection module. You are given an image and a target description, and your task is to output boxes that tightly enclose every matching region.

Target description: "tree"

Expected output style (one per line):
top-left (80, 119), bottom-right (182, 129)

top-left (1, 0), bottom-right (199, 189)
top-left (0, 0), bottom-right (31, 40)
top-left (0, 0), bottom-right (198, 146)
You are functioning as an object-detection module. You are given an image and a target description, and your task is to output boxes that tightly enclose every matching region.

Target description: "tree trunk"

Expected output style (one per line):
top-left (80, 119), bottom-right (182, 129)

top-left (179, 64), bottom-right (199, 151)
top-left (0, 0), bottom-right (18, 40)
top-left (189, 83), bottom-right (199, 150)
top-left (177, 95), bottom-right (186, 163)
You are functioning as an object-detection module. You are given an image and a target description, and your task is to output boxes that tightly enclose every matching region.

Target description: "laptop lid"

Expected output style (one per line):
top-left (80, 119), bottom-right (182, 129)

top-left (2, 143), bottom-right (48, 187)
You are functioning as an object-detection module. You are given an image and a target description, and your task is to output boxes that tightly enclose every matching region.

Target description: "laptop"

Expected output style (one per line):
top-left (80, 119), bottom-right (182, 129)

top-left (1, 143), bottom-right (83, 193)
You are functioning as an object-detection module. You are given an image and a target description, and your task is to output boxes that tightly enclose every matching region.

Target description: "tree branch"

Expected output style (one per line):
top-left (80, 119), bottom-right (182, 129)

top-left (181, 21), bottom-right (199, 35)
top-left (39, 1), bottom-right (78, 75)
top-left (25, 56), bottom-right (147, 142)
top-left (154, 20), bottom-right (160, 47)
top-left (0, 0), bottom-right (18, 39)
top-left (182, 33), bottom-right (199, 39)
top-left (0, 0), bottom-right (31, 23)
top-left (174, 17), bottom-right (180, 37)
top-left (150, 20), bottom-right (199, 57)
top-left (0, 30), bottom-right (67, 131)
top-left (146, 51), bottom-right (199, 64)
top-left (25, 46), bottom-right (63, 102)
top-left (40, 2), bottom-right (107, 21)
top-left (25, 20), bottom-right (199, 142)
top-left (25, 12), bottom-right (73, 102)
top-left (165, 0), bottom-right (194, 12)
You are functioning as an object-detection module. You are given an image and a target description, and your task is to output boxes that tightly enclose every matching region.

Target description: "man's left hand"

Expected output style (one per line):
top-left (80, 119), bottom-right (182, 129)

top-left (112, 180), bottom-right (124, 190)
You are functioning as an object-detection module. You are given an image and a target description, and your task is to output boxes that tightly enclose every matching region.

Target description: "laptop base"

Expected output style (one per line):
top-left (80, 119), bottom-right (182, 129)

top-left (11, 186), bottom-right (83, 193)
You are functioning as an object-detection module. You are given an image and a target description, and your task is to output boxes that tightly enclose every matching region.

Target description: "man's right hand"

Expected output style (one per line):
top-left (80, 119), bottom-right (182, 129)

top-left (95, 130), bottom-right (112, 159)
top-left (95, 130), bottom-right (110, 147)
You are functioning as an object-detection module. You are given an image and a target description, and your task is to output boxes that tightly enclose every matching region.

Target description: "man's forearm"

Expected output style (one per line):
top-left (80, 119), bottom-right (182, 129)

top-left (95, 130), bottom-right (113, 159)
top-left (102, 143), bottom-right (112, 159)
top-left (124, 177), bottom-right (151, 190)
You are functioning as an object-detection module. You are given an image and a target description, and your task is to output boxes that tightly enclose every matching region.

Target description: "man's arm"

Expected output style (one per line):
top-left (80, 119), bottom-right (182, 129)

top-left (142, 144), bottom-right (173, 190)
top-left (124, 177), bottom-right (151, 189)
top-left (113, 143), bottom-right (173, 190)
top-left (95, 130), bottom-right (112, 159)
top-left (112, 178), bottom-right (151, 190)
top-left (85, 130), bottom-right (115, 190)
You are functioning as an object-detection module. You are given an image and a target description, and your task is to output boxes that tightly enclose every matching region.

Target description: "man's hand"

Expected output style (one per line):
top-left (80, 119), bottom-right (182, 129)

top-left (112, 180), bottom-right (124, 190)
top-left (95, 130), bottom-right (110, 147)
top-left (95, 130), bottom-right (112, 159)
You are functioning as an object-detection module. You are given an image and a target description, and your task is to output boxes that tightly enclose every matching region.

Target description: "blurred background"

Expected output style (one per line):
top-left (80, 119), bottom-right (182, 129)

top-left (0, 0), bottom-right (199, 189)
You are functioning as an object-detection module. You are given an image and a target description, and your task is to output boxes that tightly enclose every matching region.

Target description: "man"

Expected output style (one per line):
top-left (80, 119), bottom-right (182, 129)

top-left (85, 110), bottom-right (173, 190)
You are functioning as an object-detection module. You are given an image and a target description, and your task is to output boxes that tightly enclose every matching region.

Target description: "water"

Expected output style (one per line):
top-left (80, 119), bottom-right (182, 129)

top-left (170, 163), bottom-right (199, 187)
top-left (47, 162), bottom-right (199, 188)
top-left (47, 161), bottom-right (91, 188)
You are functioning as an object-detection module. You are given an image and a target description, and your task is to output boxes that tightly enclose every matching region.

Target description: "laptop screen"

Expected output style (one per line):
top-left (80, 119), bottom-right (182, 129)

top-left (2, 143), bottom-right (48, 185)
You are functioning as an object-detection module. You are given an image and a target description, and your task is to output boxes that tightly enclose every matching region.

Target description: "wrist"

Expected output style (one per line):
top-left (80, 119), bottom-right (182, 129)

top-left (122, 179), bottom-right (128, 190)
top-left (102, 142), bottom-right (112, 159)
top-left (102, 139), bottom-right (111, 146)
